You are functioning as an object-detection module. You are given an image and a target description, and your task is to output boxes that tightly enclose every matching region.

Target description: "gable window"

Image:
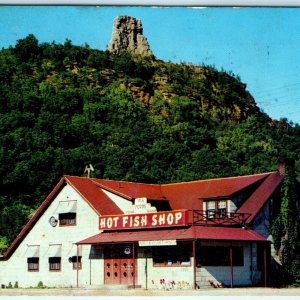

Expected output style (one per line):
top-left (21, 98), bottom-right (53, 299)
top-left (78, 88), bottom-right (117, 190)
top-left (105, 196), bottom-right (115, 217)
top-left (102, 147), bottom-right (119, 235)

top-left (152, 242), bottom-right (191, 267)
top-left (198, 246), bottom-right (244, 266)
top-left (27, 245), bottom-right (40, 272)
top-left (59, 213), bottom-right (76, 226)
top-left (58, 201), bottom-right (77, 226)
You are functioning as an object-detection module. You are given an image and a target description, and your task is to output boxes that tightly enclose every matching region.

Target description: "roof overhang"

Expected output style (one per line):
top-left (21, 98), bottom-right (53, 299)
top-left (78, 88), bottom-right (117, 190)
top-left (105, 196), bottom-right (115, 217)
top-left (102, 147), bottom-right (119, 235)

top-left (76, 226), bottom-right (267, 245)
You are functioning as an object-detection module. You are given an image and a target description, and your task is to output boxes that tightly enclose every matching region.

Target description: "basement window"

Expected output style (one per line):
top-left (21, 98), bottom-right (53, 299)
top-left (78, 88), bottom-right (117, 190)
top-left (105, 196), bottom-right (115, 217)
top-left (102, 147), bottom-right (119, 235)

top-left (27, 257), bottom-right (39, 271)
top-left (59, 213), bottom-right (76, 226)
top-left (152, 242), bottom-right (191, 267)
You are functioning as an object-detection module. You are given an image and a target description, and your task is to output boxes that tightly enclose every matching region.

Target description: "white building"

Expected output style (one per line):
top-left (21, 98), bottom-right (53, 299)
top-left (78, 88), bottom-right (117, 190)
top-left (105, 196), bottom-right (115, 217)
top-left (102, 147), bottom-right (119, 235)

top-left (0, 168), bottom-right (284, 289)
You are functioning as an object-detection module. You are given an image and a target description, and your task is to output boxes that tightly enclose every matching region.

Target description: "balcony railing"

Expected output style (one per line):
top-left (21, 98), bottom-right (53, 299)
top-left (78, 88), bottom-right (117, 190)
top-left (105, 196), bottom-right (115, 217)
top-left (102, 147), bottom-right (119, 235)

top-left (192, 210), bottom-right (251, 226)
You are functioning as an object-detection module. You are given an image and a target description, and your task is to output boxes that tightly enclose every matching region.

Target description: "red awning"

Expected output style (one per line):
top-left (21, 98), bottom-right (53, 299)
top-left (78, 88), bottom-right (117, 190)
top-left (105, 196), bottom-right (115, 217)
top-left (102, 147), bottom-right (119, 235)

top-left (76, 226), bottom-right (266, 245)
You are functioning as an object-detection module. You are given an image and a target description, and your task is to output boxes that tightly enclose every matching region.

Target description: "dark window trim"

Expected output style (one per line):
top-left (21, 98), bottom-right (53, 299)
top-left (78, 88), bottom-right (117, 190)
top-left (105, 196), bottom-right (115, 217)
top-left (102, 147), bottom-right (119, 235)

top-left (27, 257), bottom-right (39, 272)
top-left (49, 257), bottom-right (61, 272)
top-left (59, 213), bottom-right (77, 227)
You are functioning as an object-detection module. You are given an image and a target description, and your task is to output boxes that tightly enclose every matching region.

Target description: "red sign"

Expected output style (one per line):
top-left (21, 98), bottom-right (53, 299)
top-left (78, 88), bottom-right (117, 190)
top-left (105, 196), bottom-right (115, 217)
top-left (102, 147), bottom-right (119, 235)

top-left (99, 210), bottom-right (189, 230)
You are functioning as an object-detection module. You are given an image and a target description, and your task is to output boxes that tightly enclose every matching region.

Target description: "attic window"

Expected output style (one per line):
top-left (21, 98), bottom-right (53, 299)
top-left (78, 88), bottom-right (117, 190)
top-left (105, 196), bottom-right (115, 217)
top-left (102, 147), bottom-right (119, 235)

top-left (59, 213), bottom-right (76, 226)
top-left (58, 201), bottom-right (77, 226)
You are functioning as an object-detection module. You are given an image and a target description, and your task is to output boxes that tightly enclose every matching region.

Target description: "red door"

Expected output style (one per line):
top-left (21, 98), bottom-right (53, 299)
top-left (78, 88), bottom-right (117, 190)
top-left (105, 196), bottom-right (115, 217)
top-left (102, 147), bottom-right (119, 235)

top-left (104, 244), bottom-right (137, 285)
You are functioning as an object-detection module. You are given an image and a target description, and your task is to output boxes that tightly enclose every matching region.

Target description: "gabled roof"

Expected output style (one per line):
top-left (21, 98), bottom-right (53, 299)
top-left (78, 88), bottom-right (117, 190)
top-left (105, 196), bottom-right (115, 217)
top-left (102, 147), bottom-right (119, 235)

top-left (237, 172), bottom-right (283, 224)
top-left (1, 176), bottom-right (123, 260)
top-left (65, 176), bottom-right (123, 215)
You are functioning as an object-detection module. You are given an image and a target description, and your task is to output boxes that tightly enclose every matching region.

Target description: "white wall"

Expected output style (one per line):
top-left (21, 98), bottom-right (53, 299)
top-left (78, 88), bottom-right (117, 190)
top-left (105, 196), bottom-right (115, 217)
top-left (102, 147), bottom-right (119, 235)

top-left (101, 189), bottom-right (132, 213)
top-left (0, 184), bottom-right (100, 288)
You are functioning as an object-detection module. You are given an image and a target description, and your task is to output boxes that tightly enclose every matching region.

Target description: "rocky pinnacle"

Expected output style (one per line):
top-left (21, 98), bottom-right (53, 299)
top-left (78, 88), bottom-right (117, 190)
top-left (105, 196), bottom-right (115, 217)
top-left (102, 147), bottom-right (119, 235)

top-left (107, 15), bottom-right (153, 56)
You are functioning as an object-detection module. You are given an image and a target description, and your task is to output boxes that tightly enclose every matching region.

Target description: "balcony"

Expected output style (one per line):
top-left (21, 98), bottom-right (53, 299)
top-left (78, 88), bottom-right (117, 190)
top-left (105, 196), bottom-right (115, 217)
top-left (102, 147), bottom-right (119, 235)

top-left (192, 210), bottom-right (251, 226)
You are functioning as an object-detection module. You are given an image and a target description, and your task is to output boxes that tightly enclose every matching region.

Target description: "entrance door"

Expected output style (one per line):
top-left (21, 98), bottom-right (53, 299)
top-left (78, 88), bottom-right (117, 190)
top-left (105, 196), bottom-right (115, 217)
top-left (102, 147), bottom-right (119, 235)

top-left (104, 244), bottom-right (136, 285)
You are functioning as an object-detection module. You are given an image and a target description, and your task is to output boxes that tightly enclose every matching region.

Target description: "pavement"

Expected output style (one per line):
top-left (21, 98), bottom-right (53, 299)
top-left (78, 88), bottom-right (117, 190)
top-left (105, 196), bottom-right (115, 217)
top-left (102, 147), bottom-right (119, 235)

top-left (0, 287), bottom-right (300, 297)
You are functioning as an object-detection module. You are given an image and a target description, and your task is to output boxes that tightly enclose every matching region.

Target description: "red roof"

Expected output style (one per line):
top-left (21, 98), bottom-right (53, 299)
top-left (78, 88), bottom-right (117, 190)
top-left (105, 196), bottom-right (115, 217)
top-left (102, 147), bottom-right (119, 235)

top-left (162, 173), bottom-right (271, 210)
top-left (65, 176), bottom-right (123, 215)
top-left (77, 226), bottom-right (267, 245)
top-left (91, 178), bottom-right (164, 200)
top-left (2, 171), bottom-right (281, 260)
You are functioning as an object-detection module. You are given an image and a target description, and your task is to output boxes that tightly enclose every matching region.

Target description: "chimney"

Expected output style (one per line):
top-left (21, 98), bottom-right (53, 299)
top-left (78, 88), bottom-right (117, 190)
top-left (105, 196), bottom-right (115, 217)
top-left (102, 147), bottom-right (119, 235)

top-left (278, 158), bottom-right (295, 176)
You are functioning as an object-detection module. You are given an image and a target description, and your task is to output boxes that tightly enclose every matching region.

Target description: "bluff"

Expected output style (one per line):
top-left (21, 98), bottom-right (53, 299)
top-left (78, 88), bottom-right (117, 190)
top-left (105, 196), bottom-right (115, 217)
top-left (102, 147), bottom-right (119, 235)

top-left (107, 15), bottom-right (153, 56)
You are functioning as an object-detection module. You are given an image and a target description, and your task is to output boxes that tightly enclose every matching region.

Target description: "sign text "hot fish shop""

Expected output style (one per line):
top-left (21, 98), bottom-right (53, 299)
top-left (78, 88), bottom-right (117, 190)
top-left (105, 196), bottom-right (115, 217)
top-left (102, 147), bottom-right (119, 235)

top-left (99, 210), bottom-right (189, 230)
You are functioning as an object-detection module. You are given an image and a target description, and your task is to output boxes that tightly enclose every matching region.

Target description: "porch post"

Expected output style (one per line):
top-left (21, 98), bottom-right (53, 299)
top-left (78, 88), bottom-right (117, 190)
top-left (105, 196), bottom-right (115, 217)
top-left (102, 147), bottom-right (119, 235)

top-left (264, 244), bottom-right (267, 287)
top-left (76, 244), bottom-right (79, 288)
top-left (230, 244), bottom-right (233, 288)
top-left (193, 239), bottom-right (196, 289)
top-left (132, 242), bottom-right (135, 289)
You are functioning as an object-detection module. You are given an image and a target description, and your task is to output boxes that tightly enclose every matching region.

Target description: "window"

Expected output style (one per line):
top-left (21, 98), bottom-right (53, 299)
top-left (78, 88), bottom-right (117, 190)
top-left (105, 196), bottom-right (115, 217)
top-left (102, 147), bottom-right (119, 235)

top-left (71, 256), bottom-right (82, 270)
top-left (152, 242), bottom-right (191, 267)
top-left (59, 213), bottom-right (76, 226)
top-left (217, 200), bottom-right (227, 218)
top-left (27, 257), bottom-right (39, 271)
top-left (198, 246), bottom-right (244, 266)
top-left (205, 200), bottom-right (227, 219)
top-left (206, 201), bottom-right (215, 219)
top-left (49, 257), bottom-right (61, 271)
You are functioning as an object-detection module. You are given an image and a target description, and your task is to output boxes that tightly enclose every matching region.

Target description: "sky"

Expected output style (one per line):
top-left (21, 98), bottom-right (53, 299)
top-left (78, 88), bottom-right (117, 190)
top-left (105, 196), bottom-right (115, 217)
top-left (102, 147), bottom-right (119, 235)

top-left (1, 6), bottom-right (300, 124)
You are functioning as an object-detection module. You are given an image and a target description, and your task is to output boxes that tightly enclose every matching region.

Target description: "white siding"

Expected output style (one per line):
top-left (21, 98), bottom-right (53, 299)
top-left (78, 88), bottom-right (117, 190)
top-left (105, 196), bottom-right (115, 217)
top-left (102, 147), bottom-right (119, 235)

top-left (101, 189), bottom-right (132, 212)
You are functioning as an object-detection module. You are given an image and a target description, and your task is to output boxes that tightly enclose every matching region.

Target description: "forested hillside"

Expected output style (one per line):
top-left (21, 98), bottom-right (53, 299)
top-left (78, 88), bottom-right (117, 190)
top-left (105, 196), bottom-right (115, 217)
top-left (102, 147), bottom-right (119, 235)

top-left (0, 34), bottom-right (300, 251)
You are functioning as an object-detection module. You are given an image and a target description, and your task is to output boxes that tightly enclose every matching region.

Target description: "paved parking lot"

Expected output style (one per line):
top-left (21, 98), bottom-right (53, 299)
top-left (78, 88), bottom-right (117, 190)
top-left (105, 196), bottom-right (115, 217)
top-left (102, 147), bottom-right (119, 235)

top-left (1, 287), bottom-right (300, 297)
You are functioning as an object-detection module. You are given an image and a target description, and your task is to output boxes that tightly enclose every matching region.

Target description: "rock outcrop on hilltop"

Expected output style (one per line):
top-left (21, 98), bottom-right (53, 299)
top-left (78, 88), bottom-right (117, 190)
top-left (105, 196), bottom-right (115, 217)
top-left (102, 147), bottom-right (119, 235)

top-left (107, 15), bottom-right (153, 56)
